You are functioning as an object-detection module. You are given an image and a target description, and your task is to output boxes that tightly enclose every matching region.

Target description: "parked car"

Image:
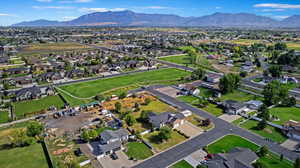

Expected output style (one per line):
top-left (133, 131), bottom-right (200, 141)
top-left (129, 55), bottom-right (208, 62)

top-left (74, 148), bottom-right (83, 157)
top-left (111, 152), bottom-right (119, 160)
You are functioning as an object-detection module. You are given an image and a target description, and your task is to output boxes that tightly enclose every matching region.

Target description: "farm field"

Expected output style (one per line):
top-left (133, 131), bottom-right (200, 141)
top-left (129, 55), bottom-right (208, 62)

top-left (0, 143), bottom-right (48, 168)
top-left (287, 42), bottom-right (300, 50)
top-left (59, 68), bottom-right (190, 98)
top-left (207, 135), bottom-right (293, 168)
top-left (228, 39), bottom-right (263, 45)
top-left (13, 95), bottom-right (65, 119)
top-left (269, 107), bottom-right (300, 125)
top-left (22, 42), bottom-right (91, 52)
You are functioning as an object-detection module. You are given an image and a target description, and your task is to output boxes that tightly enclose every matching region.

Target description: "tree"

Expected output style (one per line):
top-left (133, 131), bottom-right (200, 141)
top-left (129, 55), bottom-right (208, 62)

top-left (134, 102), bottom-right (140, 112)
top-left (268, 65), bottom-right (282, 78)
top-left (81, 130), bottom-right (90, 142)
top-left (26, 121), bottom-right (44, 137)
top-left (281, 96), bottom-right (296, 107)
top-left (274, 42), bottom-right (287, 51)
top-left (191, 68), bottom-right (205, 80)
top-left (262, 80), bottom-right (288, 106)
top-left (253, 161), bottom-right (267, 168)
top-left (144, 98), bottom-right (151, 105)
top-left (198, 98), bottom-right (209, 107)
top-left (219, 73), bottom-right (240, 94)
top-left (257, 146), bottom-right (269, 157)
top-left (140, 110), bottom-right (150, 122)
top-left (239, 71), bottom-right (247, 78)
top-left (125, 114), bottom-right (136, 126)
top-left (94, 94), bottom-right (104, 101)
top-left (280, 154), bottom-right (284, 161)
top-left (89, 130), bottom-right (98, 140)
top-left (257, 119), bottom-right (267, 130)
top-left (295, 158), bottom-right (300, 168)
top-left (257, 104), bottom-right (270, 121)
top-left (115, 102), bottom-right (122, 113)
top-left (119, 92), bottom-right (127, 99)
top-left (157, 126), bottom-right (172, 142)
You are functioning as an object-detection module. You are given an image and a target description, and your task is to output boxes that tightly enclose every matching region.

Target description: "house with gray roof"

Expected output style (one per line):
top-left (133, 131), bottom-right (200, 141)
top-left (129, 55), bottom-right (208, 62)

top-left (148, 112), bottom-right (186, 129)
top-left (223, 100), bottom-right (249, 115)
top-left (206, 147), bottom-right (258, 168)
top-left (97, 128), bottom-right (129, 157)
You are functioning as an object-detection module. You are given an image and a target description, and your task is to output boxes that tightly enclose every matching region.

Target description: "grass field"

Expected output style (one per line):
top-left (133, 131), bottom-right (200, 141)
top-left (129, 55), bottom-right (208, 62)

top-left (287, 42), bottom-right (300, 50)
top-left (236, 120), bottom-right (287, 143)
top-left (125, 142), bottom-right (153, 160)
top-left (23, 42), bottom-right (91, 52)
top-left (220, 90), bottom-right (263, 102)
top-left (143, 130), bottom-right (187, 152)
top-left (13, 95), bottom-right (65, 119)
top-left (0, 143), bottom-right (48, 168)
top-left (60, 68), bottom-right (190, 98)
top-left (178, 95), bottom-right (223, 116)
top-left (159, 55), bottom-right (191, 65)
top-left (228, 39), bottom-right (263, 46)
top-left (207, 135), bottom-right (293, 168)
top-left (0, 111), bottom-right (9, 123)
top-left (171, 160), bottom-right (193, 168)
top-left (270, 107), bottom-right (300, 125)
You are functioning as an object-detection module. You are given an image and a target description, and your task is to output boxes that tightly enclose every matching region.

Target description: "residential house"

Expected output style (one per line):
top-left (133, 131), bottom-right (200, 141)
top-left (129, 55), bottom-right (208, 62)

top-left (14, 86), bottom-right (42, 101)
top-left (5, 67), bottom-right (30, 75)
top-left (205, 74), bottom-right (222, 84)
top-left (245, 100), bottom-right (263, 110)
top-left (283, 120), bottom-right (300, 140)
top-left (97, 128), bottom-right (129, 157)
top-left (222, 100), bottom-right (249, 115)
top-left (206, 147), bottom-right (259, 168)
top-left (148, 112), bottom-right (186, 129)
top-left (179, 83), bottom-right (200, 96)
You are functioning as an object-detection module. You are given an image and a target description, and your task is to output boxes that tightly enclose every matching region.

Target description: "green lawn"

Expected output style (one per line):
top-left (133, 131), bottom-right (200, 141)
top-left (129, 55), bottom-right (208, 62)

top-left (0, 111), bottom-right (9, 123)
top-left (207, 135), bottom-right (259, 154)
top-left (60, 68), bottom-right (190, 99)
top-left (0, 143), bottom-right (48, 168)
top-left (13, 95), bottom-right (65, 119)
top-left (143, 130), bottom-right (187, 152)
top-left (220, 90), bottom-right (262, 102)
top-left (171, 160), bottom-right (193, 168)
top-left (159, 55), bottom-right (191, 65)
top-left (270, 107), bottom-right (300, 125)
top-left (125, 142), bottom-right (153, 160)
top-left (207, 135), bottom-right (293, 168)
top-left (178, 95), bottom-right (223, 116)
top-left (237, 120), bottom-right (287, 143)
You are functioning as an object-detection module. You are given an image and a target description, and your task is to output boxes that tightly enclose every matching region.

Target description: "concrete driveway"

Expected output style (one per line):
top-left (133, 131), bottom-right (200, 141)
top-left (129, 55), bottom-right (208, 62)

top-left (176, 122), bottom-right (203, 138)
top-left (218, 114), bottom-right (241, 123)
top-left (281, 139), bottom-right (299, 151)
top-left (98, 150), bottom-right (137, 168)
top-left (155, 86), bottom-right (180, 98)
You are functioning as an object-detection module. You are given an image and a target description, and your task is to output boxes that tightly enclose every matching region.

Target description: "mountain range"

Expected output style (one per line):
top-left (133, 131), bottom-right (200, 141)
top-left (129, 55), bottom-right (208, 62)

top-left (12, 10), bottom-right (300, 28)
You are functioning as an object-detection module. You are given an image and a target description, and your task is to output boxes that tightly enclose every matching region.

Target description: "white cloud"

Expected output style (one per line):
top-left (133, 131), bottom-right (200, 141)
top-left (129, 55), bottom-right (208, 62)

top-left (261, 8), bottom-right (285, 12)
top-left (79, 8), bottom-right (126, 13)
top-left (59, 0), bottom-right (93, 3)
top-left (36, 0), bottom-right (52, 2)
top-left (254, 3), bottom-right (300, 9)
top-left (273, 15), bottom-right (290, 19)
top-left (0, 13), bottom-right (11, 16)
top-left (143, 6), bottom-right (170, 9)
top-left (215, 6), bottom-right (222, 9)
top-left (32, 6), bottom-right (75, 10)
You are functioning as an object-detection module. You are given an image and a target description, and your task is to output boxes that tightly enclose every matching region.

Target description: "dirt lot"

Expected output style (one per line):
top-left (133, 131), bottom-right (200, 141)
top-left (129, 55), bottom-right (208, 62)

top-left (176, 122), bottom-right (203, 138)
top-left (45, 112), bottom-right (98, 136)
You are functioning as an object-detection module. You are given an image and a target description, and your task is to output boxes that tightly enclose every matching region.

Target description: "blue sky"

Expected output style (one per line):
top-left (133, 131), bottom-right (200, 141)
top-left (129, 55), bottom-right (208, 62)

top-left (0, 0), bottom-right (300, 26)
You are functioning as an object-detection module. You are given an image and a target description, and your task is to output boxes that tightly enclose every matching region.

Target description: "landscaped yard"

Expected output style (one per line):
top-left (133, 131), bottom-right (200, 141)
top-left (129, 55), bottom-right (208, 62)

top-left (0, 143), bottom-right (48, 168)
top-left (178, 95), bottom-right (223, 116)
top-left (143, 130), bottom-right (187, 152)
top-left (13, 95), bottom-right (65, 119)
top-left (235, 120), bottom-right (287, 143)
top-left (0, 111), bottom-right (9, 123)
top-left (59, 68), bottom-right (190, 99)
top-left (171, 160), bottom-right (193, 168)
top-left (207, 135), bottom-right (293, 168)
top-left (159, 55), bottom-right (190, 65)
top-left (270, 107), bottom-right (300, 125)
top-left (125, 142), bottom-right (153, 160)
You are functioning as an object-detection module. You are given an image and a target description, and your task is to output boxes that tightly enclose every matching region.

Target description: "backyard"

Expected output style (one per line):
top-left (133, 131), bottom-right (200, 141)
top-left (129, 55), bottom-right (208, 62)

top-left (13, 95), bottom-right (65, 119)
top-left (0, 111), bottom-right (9, 123)
top-left (207, 135), bottom-right (293, 168)
top-left (125, 142), bottom-right (153, 160)
top-left (269, 107), bottom-right (300, 125)
top-left (59, 68), bottom-right (190, 99)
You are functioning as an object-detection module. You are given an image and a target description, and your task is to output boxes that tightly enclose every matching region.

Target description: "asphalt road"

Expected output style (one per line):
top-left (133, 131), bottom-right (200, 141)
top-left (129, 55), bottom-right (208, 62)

top-left (132, 86), bottom-right (300, 168)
